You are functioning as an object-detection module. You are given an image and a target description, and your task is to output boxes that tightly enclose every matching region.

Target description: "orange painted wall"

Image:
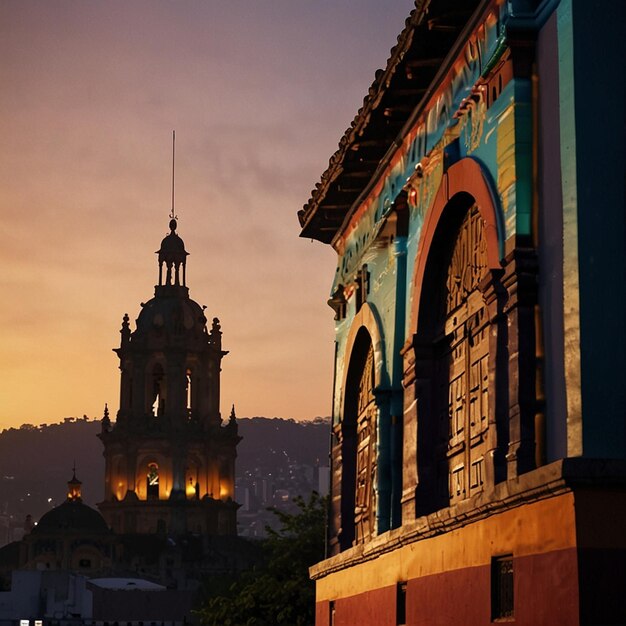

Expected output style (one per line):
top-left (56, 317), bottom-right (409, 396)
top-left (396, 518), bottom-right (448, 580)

top-left (315, 493), bottom-right (577, 602)
top-left (314, 493), bottom-right (582, 625)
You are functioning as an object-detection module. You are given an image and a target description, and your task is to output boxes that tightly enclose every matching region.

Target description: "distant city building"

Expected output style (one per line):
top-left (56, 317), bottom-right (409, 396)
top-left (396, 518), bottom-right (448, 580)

top-left (317, 466), bottom-right (330, 497)
top-left (0, 471), bottom-right (193, 624)
top-left (98, 217), bottom-right (240, 536)
top-left (0, 570), bottom-right (192, 625)
top-left (300, 1), bottom-right (626, 624)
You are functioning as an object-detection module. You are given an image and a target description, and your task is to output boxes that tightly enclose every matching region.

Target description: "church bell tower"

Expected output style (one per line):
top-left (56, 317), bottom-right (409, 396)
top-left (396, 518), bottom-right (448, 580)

top-left (98, 218), bottom-right (240, 536)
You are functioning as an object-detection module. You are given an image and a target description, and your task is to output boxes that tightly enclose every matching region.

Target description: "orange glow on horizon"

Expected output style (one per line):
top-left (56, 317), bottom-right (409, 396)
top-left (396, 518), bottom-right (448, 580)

top-left (0, 1), bottom-right (415, 431)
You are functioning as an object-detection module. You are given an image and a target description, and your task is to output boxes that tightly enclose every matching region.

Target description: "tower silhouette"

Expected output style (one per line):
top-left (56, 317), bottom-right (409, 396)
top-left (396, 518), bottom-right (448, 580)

top-left (98, 218), bottom-right (240, 536)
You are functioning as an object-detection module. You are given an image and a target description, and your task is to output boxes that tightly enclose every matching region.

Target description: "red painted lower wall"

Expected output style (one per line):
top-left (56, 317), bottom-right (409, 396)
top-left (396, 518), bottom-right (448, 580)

top-left (409, 549), bottom-right (578, 625)
top-left (316, 585), bottom-right (397, 626)
top-left (316, 548), bottom-right (580, 626)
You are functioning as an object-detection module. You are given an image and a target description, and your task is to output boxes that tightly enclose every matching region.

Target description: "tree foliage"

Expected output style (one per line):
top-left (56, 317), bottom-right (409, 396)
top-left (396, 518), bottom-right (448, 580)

top-left (196, 492), bottom-right (327, 626)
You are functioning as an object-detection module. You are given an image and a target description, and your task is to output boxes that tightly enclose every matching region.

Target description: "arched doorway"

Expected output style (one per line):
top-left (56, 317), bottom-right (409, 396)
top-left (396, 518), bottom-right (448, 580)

top-left (341, 328), bottom-right (377, 548)
top-left (414, 193), bottom-right (494, 513)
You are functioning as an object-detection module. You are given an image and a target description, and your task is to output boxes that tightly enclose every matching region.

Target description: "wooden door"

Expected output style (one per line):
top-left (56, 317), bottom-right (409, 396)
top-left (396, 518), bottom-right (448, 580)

top-left (354, 345), bottom-right (376, 543)
top-left (435, 205), bottom-right (490, 505)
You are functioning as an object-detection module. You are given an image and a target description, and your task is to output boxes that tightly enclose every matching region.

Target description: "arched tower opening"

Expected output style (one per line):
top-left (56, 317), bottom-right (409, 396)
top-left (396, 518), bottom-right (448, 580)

top-left (146, 462), bottom-right (159, 500)
top-left (150, 363), bottom-right (166, 417)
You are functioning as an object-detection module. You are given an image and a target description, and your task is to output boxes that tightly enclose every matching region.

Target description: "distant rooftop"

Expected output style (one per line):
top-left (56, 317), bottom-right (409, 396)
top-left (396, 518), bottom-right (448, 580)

top-left (88, 577), bottom-right (166, 591)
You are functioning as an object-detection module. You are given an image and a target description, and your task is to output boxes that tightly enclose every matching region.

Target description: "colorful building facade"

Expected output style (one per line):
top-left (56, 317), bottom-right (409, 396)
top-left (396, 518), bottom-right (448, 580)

top-left (299, 0), bottom-right (626, 623)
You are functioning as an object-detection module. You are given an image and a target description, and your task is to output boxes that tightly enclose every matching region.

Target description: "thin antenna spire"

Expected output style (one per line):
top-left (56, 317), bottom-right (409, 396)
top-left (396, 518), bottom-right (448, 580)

top-left (170, 130), bottom-right (176, 220)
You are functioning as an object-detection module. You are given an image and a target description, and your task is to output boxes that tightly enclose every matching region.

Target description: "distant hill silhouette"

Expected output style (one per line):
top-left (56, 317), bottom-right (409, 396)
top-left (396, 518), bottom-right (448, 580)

top-left (0, 416), bottom-right (330, 524)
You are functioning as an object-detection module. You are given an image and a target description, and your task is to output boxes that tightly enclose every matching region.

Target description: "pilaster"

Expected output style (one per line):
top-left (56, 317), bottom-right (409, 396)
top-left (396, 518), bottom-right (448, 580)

top-left (400, 340), bottom-right (417, 523)
top-left (479, 268), bottom-right (508, 486)
top-left (502, 247), bottom-right (539, 479)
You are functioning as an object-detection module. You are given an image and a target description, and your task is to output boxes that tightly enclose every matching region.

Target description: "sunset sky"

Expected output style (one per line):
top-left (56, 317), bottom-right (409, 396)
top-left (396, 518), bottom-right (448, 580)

top-left (0, 1), bottom-right (414, 429)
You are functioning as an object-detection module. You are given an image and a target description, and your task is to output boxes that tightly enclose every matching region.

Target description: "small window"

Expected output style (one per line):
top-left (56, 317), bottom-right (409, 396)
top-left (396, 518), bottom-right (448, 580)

top-left (329, 600), bottom-right (336, 626)
top-left (491, 555), bottom-right (514, 620)
top-left (396, 581), bottom-right (407, 625)
top-left (78, 558), bottom-right (91, 568)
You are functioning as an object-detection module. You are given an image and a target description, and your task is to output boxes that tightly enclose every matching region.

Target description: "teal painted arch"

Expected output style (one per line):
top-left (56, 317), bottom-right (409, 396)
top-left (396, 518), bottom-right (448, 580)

top-left (464, 156), bottom-right (506, 258)
top-left (339, 302), bottom-right (389, 419)
top-left (407, 157), bottom-right (504, 338)
top-left (339, 301), bottom-right (393, 544)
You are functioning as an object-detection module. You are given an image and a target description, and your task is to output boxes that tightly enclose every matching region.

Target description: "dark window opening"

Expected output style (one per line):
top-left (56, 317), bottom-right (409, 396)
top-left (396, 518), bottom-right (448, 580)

top-left (150, 364), bottom-right (165, 417)
top-left (329, 600), bottom-right (336, 626)
top-left (78, 558), bottom-right (91, 568)
top-left (396, 581), bottom-right (407, 625)
top-left (491, 555), bottom-right (514, 620)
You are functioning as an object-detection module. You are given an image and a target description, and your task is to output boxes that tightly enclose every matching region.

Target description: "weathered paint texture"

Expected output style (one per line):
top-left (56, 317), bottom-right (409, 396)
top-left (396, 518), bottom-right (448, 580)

top-left (326, 0), bottom-right (625, 533)
top-left (330, 2), bottom-right (533, 530)
top-left (306, 0), bottom-right (626, 623)
top-left (316, 493), bottom-right (577, 601)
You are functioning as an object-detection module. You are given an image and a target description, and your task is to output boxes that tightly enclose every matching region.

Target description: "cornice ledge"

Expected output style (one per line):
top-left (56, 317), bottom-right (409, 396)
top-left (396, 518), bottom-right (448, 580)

top-left (310, 457), bottom-right (626, 580)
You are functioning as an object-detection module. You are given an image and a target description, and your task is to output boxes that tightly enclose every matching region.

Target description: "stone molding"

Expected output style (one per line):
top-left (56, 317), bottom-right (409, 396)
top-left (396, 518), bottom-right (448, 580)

top-left (311, 457), bottom-right (626, 580)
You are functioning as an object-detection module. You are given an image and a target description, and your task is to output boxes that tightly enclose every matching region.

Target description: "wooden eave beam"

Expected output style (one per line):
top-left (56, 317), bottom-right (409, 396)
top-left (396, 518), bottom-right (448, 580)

top-left (336, 184), bottom-right (364, 193)
top-left (318, 204), bottom-right (351, 211)
top-left (349, 138), bottom-right (391, 150)
top-left (342, 159), bottom-right (380, 171)
top-left (383, 105), bottom-right (415, 118)
top-left (325, 190), bottom-right (360, 203)
top-left (405, 57), bottom-right (445, 69)
top-left (341, 170), bottom-right (373, 179)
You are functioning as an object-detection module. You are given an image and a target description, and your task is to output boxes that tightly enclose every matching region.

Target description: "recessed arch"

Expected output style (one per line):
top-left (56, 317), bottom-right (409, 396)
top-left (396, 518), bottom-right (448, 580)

top-left (404, 158), bottom-right (506, 517)
top-left (340, 302), bottom-right (386, 407)
top-left (408, 157), bottom-right (503, 338)
top-left (146, 462), bottom-right (160, 500)
top-left (185, 454), bottom-right (204, 499)
top-left (145, 358), bottom-right (167, 417)
top-left (336, 303), bottom-right (386, 550)
top-left (136, 454), bottom-right (169, 500)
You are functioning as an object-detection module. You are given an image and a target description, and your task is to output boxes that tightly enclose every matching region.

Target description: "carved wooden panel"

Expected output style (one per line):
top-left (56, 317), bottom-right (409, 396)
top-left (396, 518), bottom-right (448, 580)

top-left (436, 205), bottom-right (490, 505)
top-left (445, 205), bottom-right (489, 312)
top-left (354, 345), bottom-right (376, 544)
top-left (357, 345), bottom-right (375, 414)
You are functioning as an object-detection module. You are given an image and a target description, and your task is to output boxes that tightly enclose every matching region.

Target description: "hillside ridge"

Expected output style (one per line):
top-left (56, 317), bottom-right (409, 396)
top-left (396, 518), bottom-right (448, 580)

top-left (0, 416), bottom-right (330, 527)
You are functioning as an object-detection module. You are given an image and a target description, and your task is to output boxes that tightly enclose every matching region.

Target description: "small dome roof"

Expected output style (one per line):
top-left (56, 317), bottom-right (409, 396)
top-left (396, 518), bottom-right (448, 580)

top-left (33, 501), bottom-right (110, 535)
top-left (157, 218), bottom-right (188, 264)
